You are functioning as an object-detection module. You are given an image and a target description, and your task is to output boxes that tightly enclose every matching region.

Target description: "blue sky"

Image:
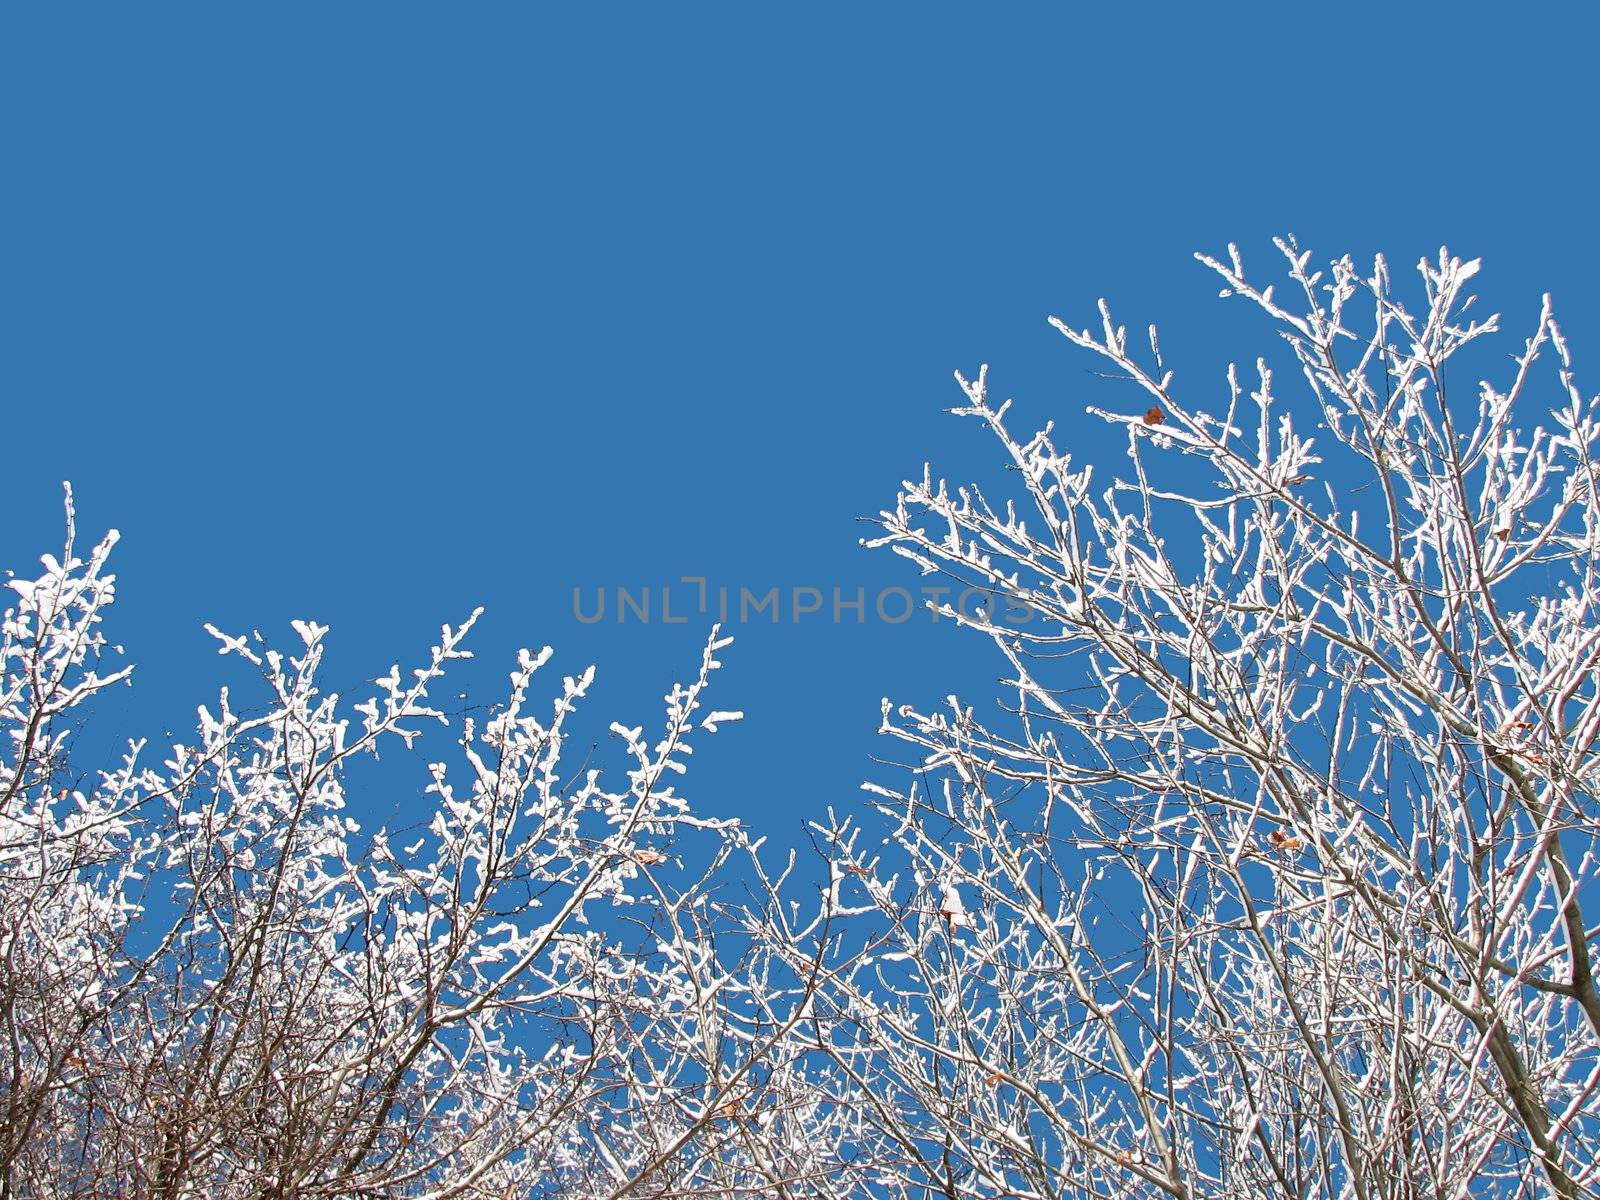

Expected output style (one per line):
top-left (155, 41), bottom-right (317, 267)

top-left (4, 5), bottom-right (1598, 841)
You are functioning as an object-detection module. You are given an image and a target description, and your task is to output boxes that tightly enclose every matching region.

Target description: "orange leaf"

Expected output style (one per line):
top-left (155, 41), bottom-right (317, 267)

top-left (1142, 406), bottom-right (1165, 425)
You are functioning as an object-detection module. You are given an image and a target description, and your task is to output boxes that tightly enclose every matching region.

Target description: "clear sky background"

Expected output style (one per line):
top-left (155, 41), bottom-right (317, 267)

top-left (4, 6), bottom-right (1598, 842)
